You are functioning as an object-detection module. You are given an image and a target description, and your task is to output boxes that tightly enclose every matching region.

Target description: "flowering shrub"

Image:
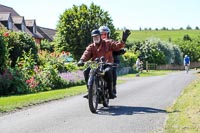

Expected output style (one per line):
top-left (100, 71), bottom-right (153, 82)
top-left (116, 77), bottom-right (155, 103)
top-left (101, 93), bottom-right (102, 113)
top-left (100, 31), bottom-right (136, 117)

top-left (0, 28), bottom-right (10, 73)
top-left (6, 31), bottom-right (38, 67)
top-left (0, 67), bottom-right (28, 95)
top-left (0, 68), bottom-right (12, 94)
top-left (26, 76), bottom-right (39, 90)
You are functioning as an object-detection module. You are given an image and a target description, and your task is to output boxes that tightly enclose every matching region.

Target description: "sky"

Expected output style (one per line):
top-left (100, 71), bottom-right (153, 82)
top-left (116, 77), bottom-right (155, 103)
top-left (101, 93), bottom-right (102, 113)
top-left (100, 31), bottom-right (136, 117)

top-left (1, 0), bottom-right (200, 30)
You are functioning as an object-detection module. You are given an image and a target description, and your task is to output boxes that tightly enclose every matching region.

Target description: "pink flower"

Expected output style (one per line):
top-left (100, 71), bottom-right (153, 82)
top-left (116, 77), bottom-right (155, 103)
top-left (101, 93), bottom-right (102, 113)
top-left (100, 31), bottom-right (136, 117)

top-left (3, 32), bottom-right (9, 37)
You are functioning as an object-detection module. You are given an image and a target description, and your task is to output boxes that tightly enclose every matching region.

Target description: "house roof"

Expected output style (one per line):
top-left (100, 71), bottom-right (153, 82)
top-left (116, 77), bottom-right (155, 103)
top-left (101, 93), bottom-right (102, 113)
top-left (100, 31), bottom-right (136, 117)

top-left (0, 12), bottom-right (11, 21)
top-left (32, 31), bottom-right (43, 39)
top-left (11, 24), bottom-right (43, 39)
top-left (0, 4), bottom-right (55, 41)
top-left (0, 4), bottom-right (20, 16)
top-left (12, 16), bottom-right (24, 24)
top-left (25, 19), bottom-right (35, 27)
top-left (37, 26), bottom-right (57, 41)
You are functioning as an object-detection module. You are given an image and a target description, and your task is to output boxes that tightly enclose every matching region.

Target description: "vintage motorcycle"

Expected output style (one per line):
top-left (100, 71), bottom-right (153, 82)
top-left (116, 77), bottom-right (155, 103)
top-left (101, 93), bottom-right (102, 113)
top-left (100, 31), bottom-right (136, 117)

top-left (85, 57), bottom-right (117, 113)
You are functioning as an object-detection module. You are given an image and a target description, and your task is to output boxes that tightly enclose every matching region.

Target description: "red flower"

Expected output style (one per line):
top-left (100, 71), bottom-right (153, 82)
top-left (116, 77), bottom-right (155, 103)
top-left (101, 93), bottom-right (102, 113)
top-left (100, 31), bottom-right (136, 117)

top-left (3, 32), bottom-right (9, 37)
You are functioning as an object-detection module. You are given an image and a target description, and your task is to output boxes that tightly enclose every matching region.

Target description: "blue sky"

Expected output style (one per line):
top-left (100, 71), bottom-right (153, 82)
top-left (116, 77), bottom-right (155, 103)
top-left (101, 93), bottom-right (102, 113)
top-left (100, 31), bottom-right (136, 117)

top-left (1, 0), bottom-right (200, 30)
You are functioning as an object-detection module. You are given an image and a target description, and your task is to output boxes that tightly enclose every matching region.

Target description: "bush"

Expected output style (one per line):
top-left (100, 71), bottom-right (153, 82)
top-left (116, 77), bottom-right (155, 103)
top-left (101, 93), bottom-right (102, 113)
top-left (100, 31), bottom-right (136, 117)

top-left (132, 38), bottom-right (183, 65)
top-left (0, 35), bottom-right (6, 73)
top-left (0, 28), bottom-right (10, 73)
top-left (39, 39), bottom-right (54, 52)
top-left (7, 31), bottom-right (38, 67)
top-left (119, 51), bottom-right (138, 67)
top-left (64, 63), bottom-right (78, 72)
top-left (0, 67), bottom-right (28, 96)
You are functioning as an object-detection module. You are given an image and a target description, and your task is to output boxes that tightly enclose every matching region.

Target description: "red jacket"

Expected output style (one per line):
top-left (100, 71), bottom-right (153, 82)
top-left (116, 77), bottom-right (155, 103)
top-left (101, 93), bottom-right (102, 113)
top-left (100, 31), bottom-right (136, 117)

top-left (80, 39), bottom-right (125, 63)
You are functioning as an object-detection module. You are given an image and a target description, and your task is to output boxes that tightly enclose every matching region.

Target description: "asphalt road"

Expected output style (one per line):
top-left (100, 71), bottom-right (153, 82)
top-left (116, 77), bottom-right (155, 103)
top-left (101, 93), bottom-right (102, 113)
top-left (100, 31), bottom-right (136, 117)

top-left (0, 70), bottom-right (198, 133)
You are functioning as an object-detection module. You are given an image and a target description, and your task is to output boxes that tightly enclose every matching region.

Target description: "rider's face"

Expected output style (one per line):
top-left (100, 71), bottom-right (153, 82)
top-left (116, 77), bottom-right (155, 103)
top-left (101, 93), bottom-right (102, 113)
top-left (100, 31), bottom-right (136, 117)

top-left (101, 32), bottom-right (108, 40)
top-left (93, 35), bottom-right (101, 44)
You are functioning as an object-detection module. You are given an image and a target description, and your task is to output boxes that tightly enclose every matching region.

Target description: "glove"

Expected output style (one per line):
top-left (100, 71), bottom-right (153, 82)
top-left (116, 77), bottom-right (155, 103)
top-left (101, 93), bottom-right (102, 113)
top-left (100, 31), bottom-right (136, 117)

top-left (77, 60), bottom-right (84, 66)
top-left (119, 49), bottom-right (126, 55)
top-left (112, 49), bottom-right (126, 56)
top-left (122, 29), bottom-right (131, 42)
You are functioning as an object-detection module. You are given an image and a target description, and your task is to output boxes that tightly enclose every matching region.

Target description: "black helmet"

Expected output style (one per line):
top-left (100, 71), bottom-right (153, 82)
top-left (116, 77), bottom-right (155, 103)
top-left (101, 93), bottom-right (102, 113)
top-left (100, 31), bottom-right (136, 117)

top-left (91, 29), bottom-right (100, 37)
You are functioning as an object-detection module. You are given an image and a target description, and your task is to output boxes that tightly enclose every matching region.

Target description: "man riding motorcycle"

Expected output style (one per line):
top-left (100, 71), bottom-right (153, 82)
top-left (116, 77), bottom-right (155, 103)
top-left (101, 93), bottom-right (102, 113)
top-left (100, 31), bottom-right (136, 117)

top-left (78, 29), bottom-right (130, 99)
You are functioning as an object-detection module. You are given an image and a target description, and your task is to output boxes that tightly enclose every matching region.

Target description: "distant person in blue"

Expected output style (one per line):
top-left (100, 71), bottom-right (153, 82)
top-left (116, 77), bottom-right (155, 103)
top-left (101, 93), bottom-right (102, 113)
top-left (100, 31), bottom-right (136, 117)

top-left (184, 55), bottom-right (190, 73)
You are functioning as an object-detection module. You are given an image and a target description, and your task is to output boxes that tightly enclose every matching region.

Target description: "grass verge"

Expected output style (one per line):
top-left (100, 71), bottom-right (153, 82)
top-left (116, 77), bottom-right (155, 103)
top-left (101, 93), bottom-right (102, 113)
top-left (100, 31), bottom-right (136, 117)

top-left (0, 85), bottom-right (86, 113)
top-left (164, 74), bottom-right (200, 133)
top-left (120, 70), bottom-right (173, 78)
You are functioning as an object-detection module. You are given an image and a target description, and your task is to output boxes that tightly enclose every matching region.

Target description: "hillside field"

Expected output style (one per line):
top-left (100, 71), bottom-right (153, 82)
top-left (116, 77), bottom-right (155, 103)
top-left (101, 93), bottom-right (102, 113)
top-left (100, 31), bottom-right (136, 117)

top-left (117, 30), bottom-right (200, 42)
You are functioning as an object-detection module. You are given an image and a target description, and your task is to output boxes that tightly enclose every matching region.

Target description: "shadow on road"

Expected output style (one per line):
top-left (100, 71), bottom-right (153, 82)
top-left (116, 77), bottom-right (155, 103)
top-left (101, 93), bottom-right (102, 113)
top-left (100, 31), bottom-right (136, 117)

top-left (97, 105), bottom-right (167, 116)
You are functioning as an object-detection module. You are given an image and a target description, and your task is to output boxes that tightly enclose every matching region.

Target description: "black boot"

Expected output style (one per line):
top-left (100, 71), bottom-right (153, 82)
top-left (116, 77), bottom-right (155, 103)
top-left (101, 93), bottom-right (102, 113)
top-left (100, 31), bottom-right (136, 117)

top-left (83, 94), bottom-right (88, 99)
top-left (109, 92), bottom-right (116, 99)
top-left (109, 89), bottom-right (117, 99)
top-left (109, 83), bottom-right (116, 99)
top-left (113, 86), bottom-right (117, 95)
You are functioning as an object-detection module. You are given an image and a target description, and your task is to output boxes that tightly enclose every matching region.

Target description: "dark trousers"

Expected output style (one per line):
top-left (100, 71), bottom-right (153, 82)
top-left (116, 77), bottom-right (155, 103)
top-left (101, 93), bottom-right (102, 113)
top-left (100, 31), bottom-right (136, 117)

top-left (83, 66), bottom-right (113, 94)
top-left (113, 67), bottom-right (117, 88)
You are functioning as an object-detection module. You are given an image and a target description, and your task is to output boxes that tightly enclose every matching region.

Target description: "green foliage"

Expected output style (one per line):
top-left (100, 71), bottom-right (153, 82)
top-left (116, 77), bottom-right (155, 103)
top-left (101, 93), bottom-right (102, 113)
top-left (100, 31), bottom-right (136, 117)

top-left (119, 29), bottom-right (200, 62)
top-left (35, 62), bottom-right (63, 90)
top-left (175, 37), bottom-right (200, 62)
top-left (54, 3), bottom-right (118, 61)
top-left (16, 49), bottom-right (38, 93)
top-left (64, 63), bottom-right (78, 72)
top-left (119, 51), bottom-right (138, 67)
top-left (0, 67), bottom-right (28, 96)
top-left (0, 27), bottom-right (10, 73)
top-left (0, 34), bottom-right (6, 73)
top-left (37, 50), bottom-right (68, 89)
top-left (6, 31), bottom-right (38, 67)
top-left (156, 40), bottom-right (183, 64)
top-left (183, 34), bottom-right (192, 41)
top-left (132, 39), bottom-right (183, 65)
top-left (39, 39), bottom-right (54, 52)
top-left (38, 50), bottom-right (66, 72)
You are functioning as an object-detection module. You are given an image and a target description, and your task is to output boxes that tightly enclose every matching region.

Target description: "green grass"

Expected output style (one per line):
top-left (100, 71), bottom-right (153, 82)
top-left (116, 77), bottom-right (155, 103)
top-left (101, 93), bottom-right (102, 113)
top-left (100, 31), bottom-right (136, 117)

top-left (0, 85), bottom-right (86, 112)
top-left (0, 70), bottom-right (173, 113)
top-left (164, 74), bottom-right (200, 133)
top-left (119, 70), bottom-right (172, 78)
top-left (117, 30), bottom-right (200, 42)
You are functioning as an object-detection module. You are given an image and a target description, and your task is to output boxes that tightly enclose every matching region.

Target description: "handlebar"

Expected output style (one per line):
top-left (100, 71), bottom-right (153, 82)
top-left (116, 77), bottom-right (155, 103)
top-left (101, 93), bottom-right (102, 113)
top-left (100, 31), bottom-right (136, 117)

top-left (84, 61), bottom-right (118, 68)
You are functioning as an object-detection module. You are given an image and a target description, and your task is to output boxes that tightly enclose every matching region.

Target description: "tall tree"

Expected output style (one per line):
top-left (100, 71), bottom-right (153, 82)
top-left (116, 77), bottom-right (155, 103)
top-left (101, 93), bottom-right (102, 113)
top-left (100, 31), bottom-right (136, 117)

top-left (54, 3), bottom-right (118, 61)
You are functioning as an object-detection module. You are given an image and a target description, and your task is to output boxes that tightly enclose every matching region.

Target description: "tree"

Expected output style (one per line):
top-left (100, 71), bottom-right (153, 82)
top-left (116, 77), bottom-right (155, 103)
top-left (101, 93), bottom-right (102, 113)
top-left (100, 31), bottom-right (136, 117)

top-left (195, 26), bottom-right (199, 30)
top-left (179, 27), bottom-right (184, 30)
top-left (161, 27), bottom-right (168, 30)
top-left (132, 39), bottom-right (182, 65)
top-left (7, 32), bottom-right (38, 67)
top-left (54, 3), bottom-right (118, 61)
top-left (186, 25), bottom-right (192, 30)
top-left (183, 34), bottom-right (192, 41)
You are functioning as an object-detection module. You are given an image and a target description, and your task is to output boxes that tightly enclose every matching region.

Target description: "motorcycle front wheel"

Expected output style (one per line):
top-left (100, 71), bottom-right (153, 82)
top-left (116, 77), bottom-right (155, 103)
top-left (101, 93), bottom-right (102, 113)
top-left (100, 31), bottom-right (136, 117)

top-left (88, 80), bottom-right (99, 113)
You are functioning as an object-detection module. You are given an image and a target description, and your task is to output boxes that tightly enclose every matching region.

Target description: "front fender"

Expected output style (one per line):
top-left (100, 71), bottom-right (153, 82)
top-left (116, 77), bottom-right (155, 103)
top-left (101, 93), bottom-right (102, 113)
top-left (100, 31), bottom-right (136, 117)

top-left (88, 75), bottom-right (95, 86)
